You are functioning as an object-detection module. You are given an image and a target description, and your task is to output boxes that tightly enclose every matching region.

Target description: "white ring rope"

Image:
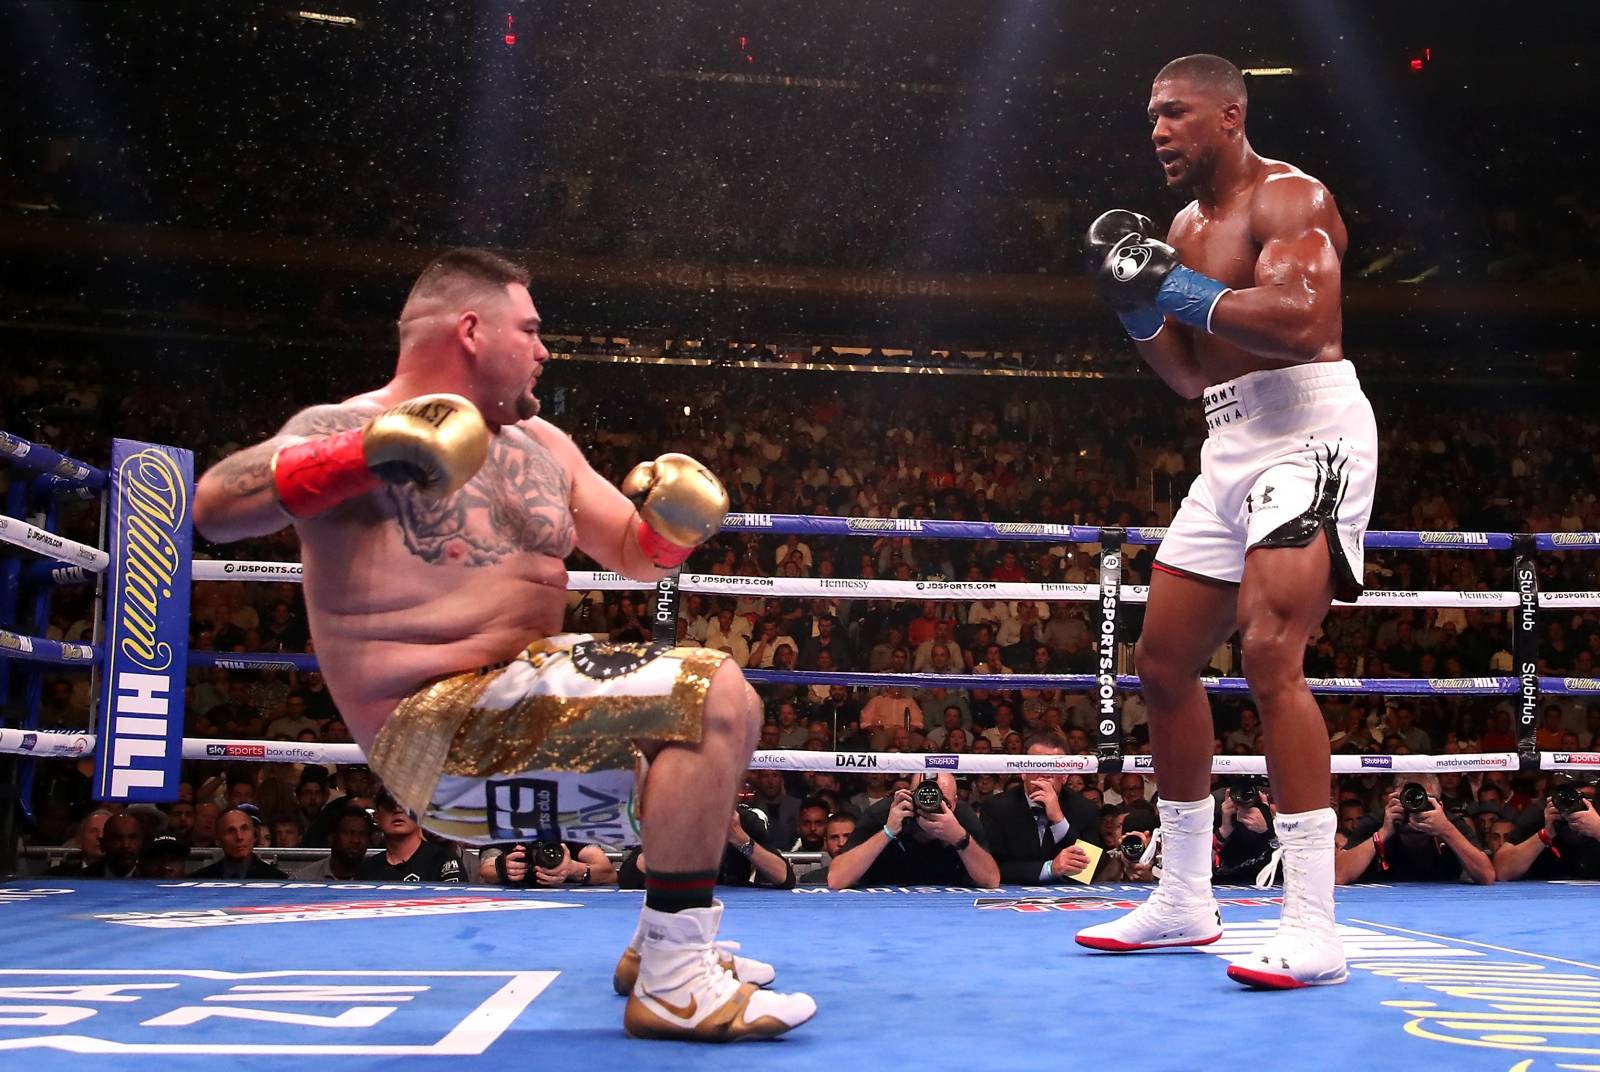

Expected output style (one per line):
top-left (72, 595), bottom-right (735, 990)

top-left (0, 514), bottom-right (108, 572)
top-left (1, 728), bottom-right (1594, 773)
top-left (188, 560), bottom-right (1600, 608)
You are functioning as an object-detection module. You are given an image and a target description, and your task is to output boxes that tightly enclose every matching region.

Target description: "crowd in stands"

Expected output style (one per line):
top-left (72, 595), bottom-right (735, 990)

top-left (5, 7), bottom-right (1598, 286)
top-left (4, 345), bottom-right (1599, 884)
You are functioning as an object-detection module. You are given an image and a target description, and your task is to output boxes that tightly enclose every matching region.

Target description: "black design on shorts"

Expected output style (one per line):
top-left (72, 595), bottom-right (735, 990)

top-left (1249, 443), bottom-right (1361, 602)
top-left (570, 640), bottom-right (671, 680)
top-left (486, 776), bottom-right (560, 840)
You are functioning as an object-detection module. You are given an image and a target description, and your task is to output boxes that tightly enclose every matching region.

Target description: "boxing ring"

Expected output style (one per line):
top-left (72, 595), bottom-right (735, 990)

top-left (3, 428), bottom-right (1600, 1069)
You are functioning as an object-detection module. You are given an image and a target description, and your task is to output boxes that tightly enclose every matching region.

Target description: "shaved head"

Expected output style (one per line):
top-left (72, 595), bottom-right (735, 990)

top-left (399, 247), bottom-right (531, 339)
top-left (1155, 54), bottom-right (1248, 118)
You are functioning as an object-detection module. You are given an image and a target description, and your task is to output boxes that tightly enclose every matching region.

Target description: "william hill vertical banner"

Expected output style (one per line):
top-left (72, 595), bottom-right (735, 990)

top-left (94, 439), bottom-right (193, 802)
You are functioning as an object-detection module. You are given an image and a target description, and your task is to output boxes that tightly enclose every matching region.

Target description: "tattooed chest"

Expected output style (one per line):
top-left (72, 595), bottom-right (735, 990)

top-left (391, 432), bottom-right (577, 566)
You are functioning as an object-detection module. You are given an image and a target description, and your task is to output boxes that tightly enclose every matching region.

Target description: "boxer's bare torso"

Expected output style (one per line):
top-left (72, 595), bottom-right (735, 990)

top-left (281, 392), bottom-right (582, 748)
top-left (1164, 159), bottom-right (1348, 384)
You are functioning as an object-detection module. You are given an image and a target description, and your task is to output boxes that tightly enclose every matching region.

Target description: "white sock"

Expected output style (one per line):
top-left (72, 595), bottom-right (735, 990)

top-left (1272, 807), bottom-right (1338, 932)
top-left (1155, 796), bottom-right (1216, 892)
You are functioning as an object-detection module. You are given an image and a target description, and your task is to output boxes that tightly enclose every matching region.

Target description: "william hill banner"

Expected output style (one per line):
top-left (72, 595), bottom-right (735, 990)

top-left (94, 439), bottom-right (193, 801)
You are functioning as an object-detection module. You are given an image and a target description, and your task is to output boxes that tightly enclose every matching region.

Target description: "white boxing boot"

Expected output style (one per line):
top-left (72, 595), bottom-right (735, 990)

top-left (613, 902), bottom-right (777, 995)
top-left (623, 903), bottom-right (815, 1041)
top-left (1075, 796), bottom-right (1223, 951)
top-left (1226, 807), bottom-right (1347, 989)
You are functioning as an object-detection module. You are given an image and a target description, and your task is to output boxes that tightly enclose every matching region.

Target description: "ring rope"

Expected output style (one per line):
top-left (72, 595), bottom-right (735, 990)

top-left (0, 430), bottom-right (107, 491)
top-left (178, 561), bottom-right (1600, 609)
top-left (1, 726), bottom-right (1593, 774)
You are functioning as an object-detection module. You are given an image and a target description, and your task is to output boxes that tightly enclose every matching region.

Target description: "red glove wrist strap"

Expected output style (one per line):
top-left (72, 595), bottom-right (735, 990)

top-left (273, 429), bottom-right (381, 518)
top-left (636, 519), bottom-right (693, 568)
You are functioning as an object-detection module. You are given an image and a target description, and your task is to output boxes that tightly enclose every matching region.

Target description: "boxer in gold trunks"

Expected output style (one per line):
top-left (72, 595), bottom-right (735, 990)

top-left (195, 248), bottom-right (815, 1041)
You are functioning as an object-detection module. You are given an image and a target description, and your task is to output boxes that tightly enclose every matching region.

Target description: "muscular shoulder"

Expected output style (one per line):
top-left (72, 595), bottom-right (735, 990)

top-left (1249, 163), bottom-right (1345, 251)
top-left (276, 397), bottom-right (384, 438)
top-left (516, 415), bottom-right (579, 452)
top-left (1165, 201), bottom-right (1202, 242)
top-left (512, 416), bottom-right (588, 473)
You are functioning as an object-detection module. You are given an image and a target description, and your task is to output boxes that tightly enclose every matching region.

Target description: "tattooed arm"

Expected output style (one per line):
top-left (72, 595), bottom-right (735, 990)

top-left (194, 403), bottom-right (373, 544)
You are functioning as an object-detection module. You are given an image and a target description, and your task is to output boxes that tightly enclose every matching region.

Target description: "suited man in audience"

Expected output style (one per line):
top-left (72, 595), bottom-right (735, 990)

top-left (980, 733), bottom-right (1103, 883)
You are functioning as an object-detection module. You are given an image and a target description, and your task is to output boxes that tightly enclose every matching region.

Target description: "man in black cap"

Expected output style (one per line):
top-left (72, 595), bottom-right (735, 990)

top-left (360, 789), bottom-right (462, 882)
top-left (138, 835), bottom-right (191, 879)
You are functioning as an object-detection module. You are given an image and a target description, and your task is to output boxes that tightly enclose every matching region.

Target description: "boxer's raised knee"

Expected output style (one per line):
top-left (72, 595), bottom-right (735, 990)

top-left (704, 657), bottom-right (761, 752)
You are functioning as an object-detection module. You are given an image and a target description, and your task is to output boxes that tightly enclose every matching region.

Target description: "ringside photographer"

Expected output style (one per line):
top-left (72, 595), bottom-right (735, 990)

top-left (1493, 779), bottom-right (1600, 881)
top-left (828, 772), bottom-right (999, 889)
top-left (479, 839), bottom-right (619, 887)
top-left (1335, 777), bottom-right (1495, 885)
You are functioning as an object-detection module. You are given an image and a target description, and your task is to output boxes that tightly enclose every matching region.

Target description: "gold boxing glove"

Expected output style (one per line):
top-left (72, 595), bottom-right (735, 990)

top-left (620, 452), bottom-right (729, 567)
top-left (273, 394), bottom-right (490, 517)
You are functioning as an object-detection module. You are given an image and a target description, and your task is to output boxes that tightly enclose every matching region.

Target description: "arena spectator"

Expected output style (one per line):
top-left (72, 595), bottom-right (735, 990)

top-left (859, 686), bottom-right (921, 748)
top-left (796, 811), bottom-right (858, 885)
top-left (271, 815), bottom-right (305, 849)
top-left (791, 798), bottom-right (830, 853)
top-left (748, 621), bottom-right (799, 670)
top-left (359, 790), bottom-right (462, 882)
top-left (828, 773), bottom-right (999, 888)
top-left (292, 806), bottom-right (375, 880)
top-left (265, 694), bottom-right (321, 739)
top-left (80, 813), bottom-right (144, 879)
top-left (47, 809), bottom-right (110, 875)
top-left (138, 835), bottom-right (191, 879)
top-left (190, 801), bottom-right (220, 849)
top-left (978, 735), bottom-right (1101, 883)
top-left (191, 807), bottom-right (288, 879)
top-left (773, 702), bottom-right (809, 749)
top-left (748, 770), bottom-right (801, 849)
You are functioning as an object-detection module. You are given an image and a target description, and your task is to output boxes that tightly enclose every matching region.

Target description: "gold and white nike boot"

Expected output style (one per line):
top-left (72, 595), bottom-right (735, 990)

top-left (623, 903), bottom-right (815, 1041)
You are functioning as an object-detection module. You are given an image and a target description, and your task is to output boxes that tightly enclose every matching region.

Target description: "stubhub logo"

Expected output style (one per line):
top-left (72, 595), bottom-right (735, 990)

top-left (1360, 756), bottom-right (1393, 769)
top-left (924, 755), bottom-right (960, 769)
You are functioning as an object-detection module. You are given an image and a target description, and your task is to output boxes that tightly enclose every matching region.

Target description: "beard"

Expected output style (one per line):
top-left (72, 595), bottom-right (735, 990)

top-left (1172, 147), bottom-right (1218, 194)
top-left (515, 385), bottom-right (540, 420)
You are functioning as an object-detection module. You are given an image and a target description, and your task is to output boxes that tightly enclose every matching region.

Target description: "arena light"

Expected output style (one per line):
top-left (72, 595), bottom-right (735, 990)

top-left (295, 10), bottom-right (361, 28)
top-left (1240, 66), bottom-right (1295, 77)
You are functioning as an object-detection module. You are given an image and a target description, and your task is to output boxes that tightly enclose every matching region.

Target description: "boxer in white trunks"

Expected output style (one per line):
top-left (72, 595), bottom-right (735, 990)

top-left (1073, 55), bottom-right (1377, 989)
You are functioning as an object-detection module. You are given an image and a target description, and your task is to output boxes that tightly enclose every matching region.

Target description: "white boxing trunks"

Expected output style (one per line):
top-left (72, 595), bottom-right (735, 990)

top-left (368, 634), bottom-right (727, 848)
top-left (1154, 360), bottom-right (1377, 601)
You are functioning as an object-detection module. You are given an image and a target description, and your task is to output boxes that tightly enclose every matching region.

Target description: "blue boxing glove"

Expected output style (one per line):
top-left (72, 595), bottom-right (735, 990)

top-left (1084, 210), bottom-right (1165, 341)
top-left (1095, 232), bottom-right (1232, 335)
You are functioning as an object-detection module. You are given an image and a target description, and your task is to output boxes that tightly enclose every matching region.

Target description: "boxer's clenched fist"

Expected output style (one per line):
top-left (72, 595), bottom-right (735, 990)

top-left (1085, 208), bottom-right (1166, 341)
top-left (621, 452), bottom-right (729, 568)
top-left (1084, 208), bottom-right (1156, 269)
top-left (273, 394), bottom-right (489, 518)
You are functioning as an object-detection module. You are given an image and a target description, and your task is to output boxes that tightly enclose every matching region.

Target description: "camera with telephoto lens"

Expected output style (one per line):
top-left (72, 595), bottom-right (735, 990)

top-left (493, 841), bottom-right (565, 886)
top-left (1551, 781), bottom-right (1586, 818)
top-left (1399, 782), bottom-right (1435, 817)
top-left (1229, 777), bottom-right (1263, 810)
top-left (1119, 833), bottom-right (1147, 860)
top-left (914, 780), bottom-right (945, 816)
